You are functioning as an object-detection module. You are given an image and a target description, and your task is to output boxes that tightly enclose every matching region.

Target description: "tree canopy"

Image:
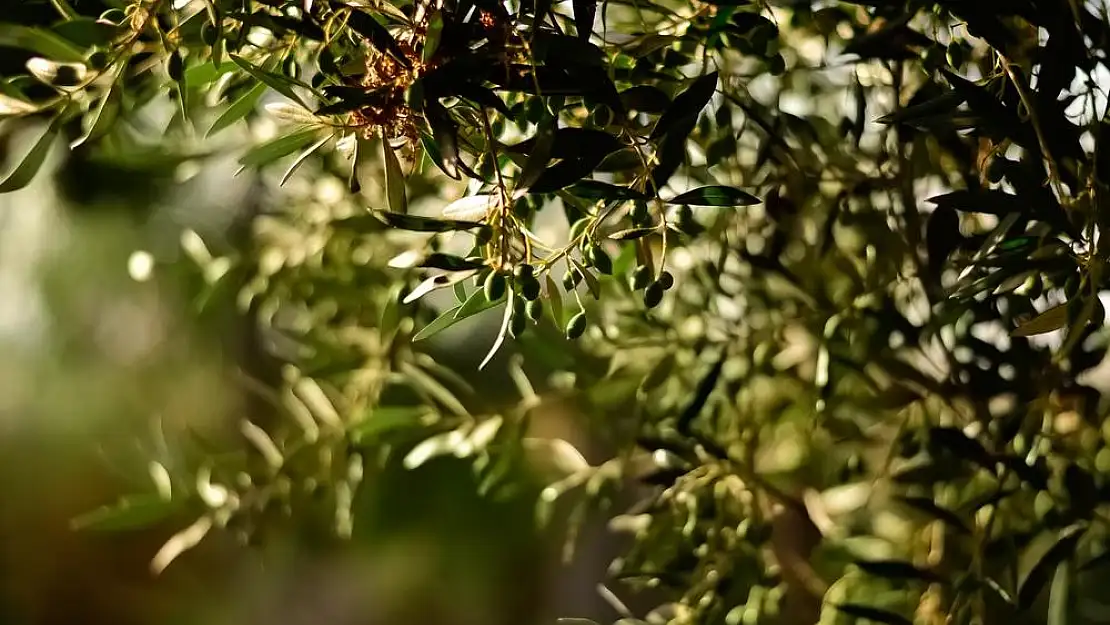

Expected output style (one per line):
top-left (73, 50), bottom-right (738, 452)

top-left (6, 0), bottom-right (1110, 623)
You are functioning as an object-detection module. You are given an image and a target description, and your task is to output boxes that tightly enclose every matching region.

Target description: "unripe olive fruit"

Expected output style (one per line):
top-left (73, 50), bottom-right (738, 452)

top-left (484, 272), bottom-right (506, 301)
top-left (644, 281), bottom-right (665, 308)
top-left (526, 299), bottom-right (544, 322)
top-left (566, 311), bottom-right (587, 339)
top-left (588, 246), bottom-right (613, 275)
top-left (167, 50), bottom-right (185, 81)
top-left (519, 275), bottom-right (541, 301)
top-left (514, 263), bottom-right (535, 280)
top-left (510, 312), bottom-right (527, 338)
top-left (630, 265), bottom-right (652, 290)
top-left (562, 269), bottom-right (579, 291)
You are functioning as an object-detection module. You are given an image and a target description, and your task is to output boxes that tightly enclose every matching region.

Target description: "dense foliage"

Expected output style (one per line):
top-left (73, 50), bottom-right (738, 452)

top-left (8, 0), bottom-right (1110, 623)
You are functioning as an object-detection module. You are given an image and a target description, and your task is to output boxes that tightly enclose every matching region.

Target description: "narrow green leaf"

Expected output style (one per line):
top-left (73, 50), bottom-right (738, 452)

top-left (349, 406), bottom-right (430, 443)
top-left (280, 135), bottom-right (330, 186)
top-left (230, 54), bottom-right (311, 107)
top-left (71, 85), bottom-right (120, 148)
top-left (454, 287), bottom-right (504, 321)
top-left (1013, 303), bottom-right (1068, 337)
top-left (568, 256), bottom-right (600, 299)
top-left (0, 23), bottom-right (85, 62)
top-left (1047, 560), bottom-right (1071, 625)
top-left (834, 604), bottom-right (912, 625)
top-left (651, 71), bottom-right (718, 140)
top-left (207, 81), bottom-right (266, 138)
top-left (666, 185), bottom-right (760, 207)
top-left (71, 494), bottom-right (180, 532)
top-left (0, 116), bottom-right (59, 193)
top-left (855, 559), bottom-right (942, 583)
top-left (382, 137), bottom-right (408, 213)
top-left (545, 274), bottom-right (564, 326)
top-left (238, 127), bottom-right (321, 169)
top-left (1018, 524), bottom-right (1086, 609)
top-left (480, 288), bottom-right (515, 371)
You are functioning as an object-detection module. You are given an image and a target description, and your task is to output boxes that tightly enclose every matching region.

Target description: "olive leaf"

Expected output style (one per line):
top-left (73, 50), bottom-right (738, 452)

top-left (665, 185), bottom-right (760, 207)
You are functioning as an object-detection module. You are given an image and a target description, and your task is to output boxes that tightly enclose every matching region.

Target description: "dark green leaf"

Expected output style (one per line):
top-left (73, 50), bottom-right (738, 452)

top-left (855, 559), bottom-right (942, 584)
top-left (573, 0), bottom-right (597, 40)
top-left (834, 604), bottom-right (912, 625)
top-left (372, 209), bottom-right (485, 232)
top-left (676, 353), bottom-right (724, 434)
top-left (567, 180), bottom-right (649, 200)
top-left (530, 155), bottom-right (605, 194)
top-left (666, 185), bottom-right (760, 207)
top-left (346, 9), bottom-right (412, 69)
top-left (507, 127), bottom-right (622, 160)
top-left (651, 71), bottom-right (718, 140)
top-left (1018, 524), bottom-right (1086, 609)
top-left (51, 18), bottom-right (117, 49)
top-left (516, 115), bottom-right (557, 195)
top-left (620, 85), bottom-right (671, 113)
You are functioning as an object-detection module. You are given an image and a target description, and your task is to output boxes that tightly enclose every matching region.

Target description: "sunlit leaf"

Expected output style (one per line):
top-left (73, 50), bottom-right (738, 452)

top-left (382, 137), bottom-right (408, 213)
top-left (1018, 524), bottom-right (1086, 609)
top-left (0, 115), bottom-right (60, 193)
top-left (238, 127), bottom-right (322, 169)
top-left (1013, 303), bottom-right (1069, 337)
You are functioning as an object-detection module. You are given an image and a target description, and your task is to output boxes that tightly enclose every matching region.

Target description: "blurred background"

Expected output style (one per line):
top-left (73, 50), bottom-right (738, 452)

top-left (0, 128), bottom-right (633, 625)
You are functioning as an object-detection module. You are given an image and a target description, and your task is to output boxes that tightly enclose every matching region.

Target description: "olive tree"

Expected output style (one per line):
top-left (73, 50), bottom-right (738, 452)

top-left (5, 0), bottom-right (1110, 623)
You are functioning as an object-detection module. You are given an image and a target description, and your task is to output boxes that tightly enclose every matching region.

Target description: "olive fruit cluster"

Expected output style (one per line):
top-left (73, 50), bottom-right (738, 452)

top-left (629, 267), bottom-right (675, 308)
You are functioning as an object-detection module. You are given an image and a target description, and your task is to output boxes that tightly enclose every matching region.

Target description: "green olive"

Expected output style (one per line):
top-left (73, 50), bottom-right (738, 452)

top-left (644, 281), bottom-right (665, 308)
top-left (484, 272), bottom-right (507, 301)
top-left (630, 265), bottom-right (652, 290)
top-left (565, 311), bottom-right (587, 339)
top-left (519, 275), bottom-right (542, 301)
top-left (526, 299), bottom-right (544, 322)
